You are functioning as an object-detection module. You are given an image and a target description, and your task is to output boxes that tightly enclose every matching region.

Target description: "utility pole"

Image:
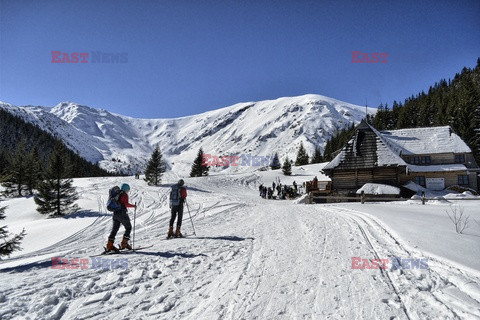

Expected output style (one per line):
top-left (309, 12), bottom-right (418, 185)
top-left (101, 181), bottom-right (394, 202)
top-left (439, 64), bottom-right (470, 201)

top-left (365, 98), bottom-right (368, 122)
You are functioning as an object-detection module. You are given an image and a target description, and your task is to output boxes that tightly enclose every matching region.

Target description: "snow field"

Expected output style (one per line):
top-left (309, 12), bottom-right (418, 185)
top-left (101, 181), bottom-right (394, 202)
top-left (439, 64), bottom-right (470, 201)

top-left (0, 169), bottom-right (479, 319)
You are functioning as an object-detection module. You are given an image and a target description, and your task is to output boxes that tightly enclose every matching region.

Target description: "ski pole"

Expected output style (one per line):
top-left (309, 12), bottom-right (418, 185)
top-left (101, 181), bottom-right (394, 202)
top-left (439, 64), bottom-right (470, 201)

top-left (186, 201), bottom-right (196, 236)
top-left (133, 202), bottom-right (137, 250)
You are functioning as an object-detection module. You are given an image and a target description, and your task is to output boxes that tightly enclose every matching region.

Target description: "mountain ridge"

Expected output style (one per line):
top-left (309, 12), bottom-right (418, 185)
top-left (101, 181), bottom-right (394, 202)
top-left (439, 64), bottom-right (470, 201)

top-left (0, 94), bottom-right (376, 175)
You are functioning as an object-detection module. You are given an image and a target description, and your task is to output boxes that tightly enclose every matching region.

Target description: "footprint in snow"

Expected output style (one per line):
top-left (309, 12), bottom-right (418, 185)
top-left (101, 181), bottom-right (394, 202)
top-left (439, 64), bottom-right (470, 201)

top-left (148, 269), bottom-right (162, 279)
top-left (148, 297), bottom-right (175, 314)
top-left (42, 295), bottom-right (59, 306)
top-left (83, 291), bottom-right (112, 305)
top-left (114, 285), bottom-right (137, 298)
top-left (125, 269), bottom-right (144, 285)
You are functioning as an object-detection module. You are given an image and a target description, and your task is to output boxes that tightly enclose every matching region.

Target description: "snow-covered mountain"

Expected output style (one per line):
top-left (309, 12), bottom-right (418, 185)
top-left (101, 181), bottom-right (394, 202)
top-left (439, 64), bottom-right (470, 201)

top-left (0, 94), bottom-right (375, 175)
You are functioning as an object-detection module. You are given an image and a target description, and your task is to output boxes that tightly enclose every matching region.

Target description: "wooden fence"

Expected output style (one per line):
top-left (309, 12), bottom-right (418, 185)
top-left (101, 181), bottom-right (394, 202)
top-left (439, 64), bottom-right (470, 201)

top-left (307, 193), bottom-right (480, 204)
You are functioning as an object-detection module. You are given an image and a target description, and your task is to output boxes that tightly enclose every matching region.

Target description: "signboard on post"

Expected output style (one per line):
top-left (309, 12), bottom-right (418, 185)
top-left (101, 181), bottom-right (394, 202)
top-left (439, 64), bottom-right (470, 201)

top-left (426, 178), bottom-right (445, 190)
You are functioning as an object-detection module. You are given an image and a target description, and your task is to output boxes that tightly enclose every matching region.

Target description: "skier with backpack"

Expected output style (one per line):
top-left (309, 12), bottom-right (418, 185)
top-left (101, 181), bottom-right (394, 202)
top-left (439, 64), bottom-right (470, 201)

top-left (168, 179), bottom-right (187, 238)
top-left (106, 183), bottom-right (137, 252)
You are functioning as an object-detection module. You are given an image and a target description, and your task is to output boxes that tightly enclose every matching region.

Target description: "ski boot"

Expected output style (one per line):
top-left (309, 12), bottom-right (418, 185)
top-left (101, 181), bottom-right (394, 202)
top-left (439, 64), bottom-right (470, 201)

top-left (106, 239), bottom-right (119, 252)
top-left (167, 226), bottom-right (174, 239)
top-left (121, 236), bottom-right (132, 250)
top-left (175, 227), bottom-right (183, 238)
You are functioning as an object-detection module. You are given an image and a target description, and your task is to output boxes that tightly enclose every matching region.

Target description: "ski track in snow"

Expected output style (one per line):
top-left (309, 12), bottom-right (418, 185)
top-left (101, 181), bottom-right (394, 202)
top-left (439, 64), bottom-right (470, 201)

top-left (1, 174), bottom-right (480, 319)
top-left (323, 206), bottom-right (480, 320)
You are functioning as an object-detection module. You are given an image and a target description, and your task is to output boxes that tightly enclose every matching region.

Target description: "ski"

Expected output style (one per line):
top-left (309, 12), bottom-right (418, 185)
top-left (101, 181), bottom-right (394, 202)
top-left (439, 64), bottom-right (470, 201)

top-left (91, 247), bottom-right (122, 257)
top-left (92, 244), bottom-right (154, 256)
top-left (131, 244), bottom-right (154, 251)
top-left (118, 244), bottom-right (155, 252)
top-left (165, 233), bottom-right (188, 240)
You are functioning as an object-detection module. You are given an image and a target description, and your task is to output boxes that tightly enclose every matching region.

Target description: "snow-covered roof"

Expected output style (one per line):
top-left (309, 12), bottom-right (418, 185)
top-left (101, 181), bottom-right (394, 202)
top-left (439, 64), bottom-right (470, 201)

top-left (356, 183), bottom-right (400, 195)
top-left (323, 122), bottom-right (472, 172)
top-left (322, 147), bottom-right (347, 170)
top-left (403, 181), bottom-right (426, 193)
top-left (407, 164), bottom-right (467, 173)
top-left (379, 126), bottom-right (471, 155)
top-left (371, 126), bottom-right (408, 166)
top-left (323, 122), bottom-right (408, 171)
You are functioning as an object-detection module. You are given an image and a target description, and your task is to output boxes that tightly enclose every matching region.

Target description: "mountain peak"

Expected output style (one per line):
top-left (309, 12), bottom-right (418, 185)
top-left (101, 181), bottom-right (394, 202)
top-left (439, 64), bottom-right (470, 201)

top-left (54, 101), bottom-right (78, 109)
top-left (1, 94), bottom-right (375, 174)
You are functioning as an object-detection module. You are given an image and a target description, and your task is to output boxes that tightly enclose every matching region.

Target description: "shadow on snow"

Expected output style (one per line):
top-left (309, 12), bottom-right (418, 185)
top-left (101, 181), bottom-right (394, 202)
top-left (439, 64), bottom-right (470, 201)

top-left (192, 236), bottom-right (254, 242)
top-left (63, 210), bottom-right (110, 219)
top-left (132, 250), bottom-right (207, 258)
top-left (0, 260), bottom-right (55, 273)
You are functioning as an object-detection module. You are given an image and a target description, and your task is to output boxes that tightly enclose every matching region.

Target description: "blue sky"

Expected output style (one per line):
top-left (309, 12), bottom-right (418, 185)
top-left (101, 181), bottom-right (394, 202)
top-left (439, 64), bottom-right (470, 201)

top-left (1, 0), bottom-right (479, 118)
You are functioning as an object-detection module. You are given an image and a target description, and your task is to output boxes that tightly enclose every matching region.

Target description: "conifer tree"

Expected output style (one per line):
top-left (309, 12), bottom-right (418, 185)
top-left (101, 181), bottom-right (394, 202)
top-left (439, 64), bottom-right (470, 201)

top-left (0, 108), bottom-right (113, 179)
top-left (389, 101), bottom-right (401, 129)
top-left (474, 105), bottom-right (480, 163)
top-left (35, 143), bottom-right (78, 216)
top-left (282, 157), bottom-right (292, 176)
top-left (25, 147), bottom-right (42, 195)
top-left (144, 146), bottom-right (166, 186)
top-left (190, 148), bottom-right (209, 177)
top-left (310, 147), bottom-right (323, 164)
top-left (323, 123), bottom-right (356, 161)
top-left (270, 153), bottom-right (281, 170)
top-left (0, 149), bottom-right (8, 177)
top-left (0, 200), bottom-right (26, 256)
top-left (294, 142), bottom-right (309, 166)
top-left (1, 141), bottom-right (27, 197)
top-left (201, 155), bottom-right (210, 176)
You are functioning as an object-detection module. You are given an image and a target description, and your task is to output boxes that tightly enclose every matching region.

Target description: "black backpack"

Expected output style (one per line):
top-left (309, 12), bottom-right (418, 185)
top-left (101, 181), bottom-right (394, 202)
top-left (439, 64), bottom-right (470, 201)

top-left (106, 186), bottom-right (123, 212)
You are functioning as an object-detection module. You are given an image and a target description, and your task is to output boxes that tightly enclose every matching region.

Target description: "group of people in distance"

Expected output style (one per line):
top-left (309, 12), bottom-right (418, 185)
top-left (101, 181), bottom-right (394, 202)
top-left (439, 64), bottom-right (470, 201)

top-left (259, 180), bottom-right (298, 200)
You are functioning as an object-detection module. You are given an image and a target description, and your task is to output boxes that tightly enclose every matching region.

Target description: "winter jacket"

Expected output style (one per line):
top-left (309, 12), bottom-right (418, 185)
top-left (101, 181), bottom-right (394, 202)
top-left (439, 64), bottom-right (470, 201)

top-left (119, 192), bottom-right (135, 210)
top-left (180, 187), bottom-right (187, 201)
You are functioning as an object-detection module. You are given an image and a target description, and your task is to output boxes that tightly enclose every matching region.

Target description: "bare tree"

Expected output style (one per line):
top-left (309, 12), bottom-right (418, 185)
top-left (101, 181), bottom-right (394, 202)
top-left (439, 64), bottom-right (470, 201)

top-left (445, 205), bottom-right (470, 234)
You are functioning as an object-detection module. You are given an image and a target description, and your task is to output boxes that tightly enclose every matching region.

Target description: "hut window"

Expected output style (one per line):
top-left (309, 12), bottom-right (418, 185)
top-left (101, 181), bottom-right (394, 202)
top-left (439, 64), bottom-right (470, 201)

top-left (415, 176), bottom-right (426, 187)
top-left (409, 156), bottom-right (420, 164)
top-left (455, 154), bottom-right (465, 163)
top-left (458, 175), bottom-right (469, 186)
top-left (410, 156), bottom-right (430, 165)
top-left (420, 156), bottom-right (431, 164)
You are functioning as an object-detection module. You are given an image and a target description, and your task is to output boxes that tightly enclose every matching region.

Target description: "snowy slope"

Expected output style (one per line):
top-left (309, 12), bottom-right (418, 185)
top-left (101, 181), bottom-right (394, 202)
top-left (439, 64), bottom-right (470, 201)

top-left (0, 95), bottom-right (375, 174)
top-left (1, 167), bottom-right (479, 319)
top-left (0, 102), bottom-right (106, 163)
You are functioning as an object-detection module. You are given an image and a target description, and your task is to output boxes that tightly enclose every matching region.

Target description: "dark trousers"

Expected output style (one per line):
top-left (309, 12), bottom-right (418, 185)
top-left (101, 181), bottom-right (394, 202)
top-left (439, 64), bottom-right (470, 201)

top-left (170, 205), bottom-right (184, 228)
top-left (109, 210), bottom-right (132, 241)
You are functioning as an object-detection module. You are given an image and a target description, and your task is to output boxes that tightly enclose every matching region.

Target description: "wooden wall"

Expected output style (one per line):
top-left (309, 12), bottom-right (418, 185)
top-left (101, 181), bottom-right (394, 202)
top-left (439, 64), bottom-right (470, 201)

top-left (399, 170), bottom-right (479, 190)
top-left (400, 171), bottom-right (457, 186)
top-left (331, 167), bottom-right (400, 190)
